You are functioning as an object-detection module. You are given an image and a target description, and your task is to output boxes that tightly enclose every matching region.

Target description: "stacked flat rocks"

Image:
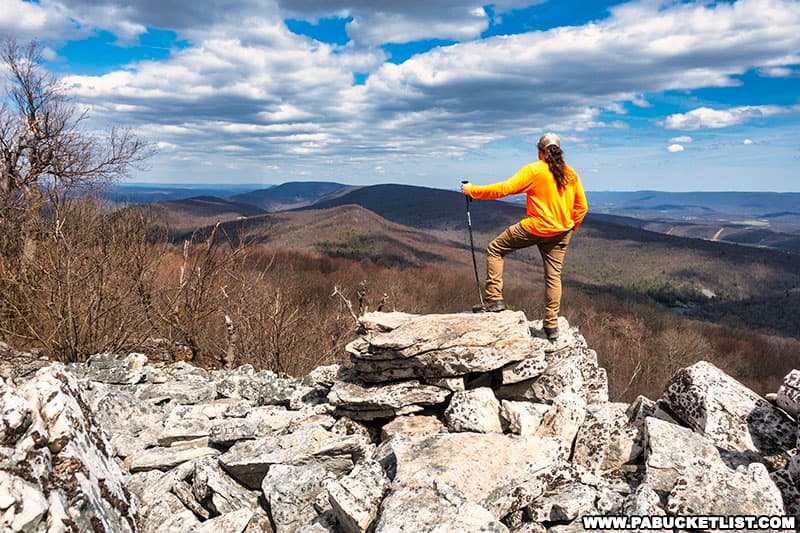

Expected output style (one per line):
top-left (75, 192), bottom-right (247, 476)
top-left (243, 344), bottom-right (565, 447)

top-left (1, 310), bottom-right (798, 533)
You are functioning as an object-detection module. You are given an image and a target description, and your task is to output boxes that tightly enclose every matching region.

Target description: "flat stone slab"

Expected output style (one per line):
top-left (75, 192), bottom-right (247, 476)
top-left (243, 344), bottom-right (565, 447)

top-left (327, 379), bottom-right (450, 411)
top-left (390, 432), bottom-right (569, 519)
top-left (374, 470), bottom-right (508, 533)
top-left (381, 415), bottom-right (444, 441)
top-left (218, 424), bottom-right (370, 489)
top-left (129, 445), bottom-right (220, 472)
top-left (348, 311), bottom-right (537, 382)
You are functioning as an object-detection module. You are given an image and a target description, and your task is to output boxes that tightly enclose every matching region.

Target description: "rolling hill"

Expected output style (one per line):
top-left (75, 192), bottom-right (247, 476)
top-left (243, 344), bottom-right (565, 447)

top-left (231, 181), bottom-right (357, 212)
top-left (139, 181), bottom-right (800, 336)
top-left (307, 183), bottom-right (527, 232)
top-left (135, 196), bottom-right (268, 234)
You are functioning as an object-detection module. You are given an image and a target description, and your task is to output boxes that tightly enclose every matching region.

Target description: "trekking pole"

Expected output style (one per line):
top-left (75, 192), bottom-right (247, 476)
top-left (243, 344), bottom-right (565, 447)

top-left (462, 181), bottom-right (486, 311)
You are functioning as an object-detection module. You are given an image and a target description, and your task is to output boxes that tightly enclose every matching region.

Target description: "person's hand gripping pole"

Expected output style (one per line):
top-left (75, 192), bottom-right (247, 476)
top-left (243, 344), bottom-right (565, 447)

top-left (461, 181), bottom-right (486, 311)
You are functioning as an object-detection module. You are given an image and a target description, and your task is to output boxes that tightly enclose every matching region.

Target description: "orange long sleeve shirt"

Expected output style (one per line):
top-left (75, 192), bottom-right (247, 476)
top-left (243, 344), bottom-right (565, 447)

top-left (465, 160), bottom-right (588, 237)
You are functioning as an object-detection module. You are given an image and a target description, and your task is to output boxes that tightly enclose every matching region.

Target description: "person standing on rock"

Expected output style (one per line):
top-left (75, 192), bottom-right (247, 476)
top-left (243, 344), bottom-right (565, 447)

top-left (461, 132), bottom-right (588, 340)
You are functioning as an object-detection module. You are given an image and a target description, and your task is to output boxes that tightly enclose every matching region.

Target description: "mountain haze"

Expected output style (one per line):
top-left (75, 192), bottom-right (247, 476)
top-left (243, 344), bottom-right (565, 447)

top-left (231, 181), bottom-right (356, 212)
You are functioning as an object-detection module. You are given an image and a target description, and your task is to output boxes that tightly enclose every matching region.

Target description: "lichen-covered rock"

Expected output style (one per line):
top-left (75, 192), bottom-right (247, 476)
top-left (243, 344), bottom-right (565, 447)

top-left (526, 481), bottom-right (597, 522)
top-left (643, 416), bottom-right (724, 492)
top-left (0, 379), bottom-right (31, 446)
top-left (777, 369), bottom-right (800, 418)
top-left (214, 364), bottom-right (263, 402)
top-left (573, 402), bottom-right (640, 472)
top-left (444, 387), bottom-right (503, 433)
top-left (496, 353), bottom-right (548, 385)
top-left (667, 460), bottom-right (786, 518)
top-left (9, 366), bottom-right (138, 532)
top-left (73, 352), bottom-right (148, 385)
top-left (499, 400), bottom-right (549, 435)
top-left (172, 479), bottom-right (210, 519)
top-left (0, 470), bottom-right (49, 532)
top-left (424, 377), bottom-right (465, 391)
top-left (138, 490), bottom-right (195, 533)
top-left (495, 356), bottom-right (583, 403)
top-left (326, 460), bottom-right (390, 533)
top-left (219, 425), bottom-right (370, 489)
top-left (0, 342), bottom-right (50, 382)
top-left (390, 432), bottom-right (568, 519)
top-left (523, 461), bottom-right (630, 527)
top-left (127, 459), bottom-right (195, 519)
top-left (534, 393), bottom-right (586, 445)
top-left (193, 457), bottom-right (262, 515)
top-left (623, 482), bottom-right (665, 516)
top-left (349, 311), bottom-right (537, 382)
top-left (246, 405), bottom-right (306, 435)
top-left (374, 470), bottom-right (509, 533)
top-left (381, 415), bottom-right (443, 441)
top-left (4, 311), bottom-right (799, 533)
top-left (327, 379), bottom-right (450, 420)
top-left (770, 469), bottom-right (800, 520)
top-left (528, 317), bottom-right (582, 354)
top-left (139, 380), bottom-right (217, 405)
top-left (262, 463), bottom-right (333, 533)
top-left (158, 413), bottom-right (211, 446)
top-left (87, 385), bottom-right (164, 454)
top-left (663, 361), bottom-right (796, 457)
top-left (556, 348), bottom-right (608, 405)
top-left (193, 508), bottom-right (255, 533)
top-left (208, 418), bottom-right (259, 445)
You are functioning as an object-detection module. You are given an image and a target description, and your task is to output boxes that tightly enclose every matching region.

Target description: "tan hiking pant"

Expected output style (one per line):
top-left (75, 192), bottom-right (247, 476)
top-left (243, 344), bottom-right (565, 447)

top-left (485, 222), bottom-right (572, 329)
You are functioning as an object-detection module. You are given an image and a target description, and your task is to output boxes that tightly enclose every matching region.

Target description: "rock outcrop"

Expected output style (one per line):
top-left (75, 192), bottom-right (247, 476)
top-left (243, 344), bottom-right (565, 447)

top-left (1, 310), bottom-right (797, 532)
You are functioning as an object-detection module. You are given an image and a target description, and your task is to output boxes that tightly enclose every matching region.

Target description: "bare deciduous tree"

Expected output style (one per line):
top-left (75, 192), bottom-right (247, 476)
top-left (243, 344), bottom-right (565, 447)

top-left (0, 39), bottom-right (153, 361)
top-left (0, 40), bottom-right (149, 222)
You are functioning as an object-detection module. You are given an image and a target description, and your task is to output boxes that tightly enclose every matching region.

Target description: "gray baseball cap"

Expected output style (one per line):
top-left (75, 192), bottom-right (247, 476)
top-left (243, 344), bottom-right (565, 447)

top-left (537, 132), bottom-right (561, 150)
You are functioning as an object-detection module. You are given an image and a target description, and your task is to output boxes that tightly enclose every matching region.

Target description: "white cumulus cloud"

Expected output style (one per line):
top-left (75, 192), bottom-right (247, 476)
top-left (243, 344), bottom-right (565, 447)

top-left (667, 144), bottom-right (685, 153)
top-left (664, 104), bottom-right (800, 130)
top-left (8, 0), bottom-right (800, 182)
top-left (743, 138), bottom-right (754, 145)
top-left (670, 136), bottom-right (693, 143)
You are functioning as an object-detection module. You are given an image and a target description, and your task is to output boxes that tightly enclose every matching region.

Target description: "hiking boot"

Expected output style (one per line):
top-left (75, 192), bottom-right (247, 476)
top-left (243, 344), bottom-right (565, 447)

top-left (544, 326), bottom-right (559, 341)
top-left (485, 300), bottom-right (506, 312)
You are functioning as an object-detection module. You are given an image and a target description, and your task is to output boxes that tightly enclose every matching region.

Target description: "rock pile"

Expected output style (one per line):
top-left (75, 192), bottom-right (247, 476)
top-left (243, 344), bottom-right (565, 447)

top-left (1, 310), bottom-right (798, 532)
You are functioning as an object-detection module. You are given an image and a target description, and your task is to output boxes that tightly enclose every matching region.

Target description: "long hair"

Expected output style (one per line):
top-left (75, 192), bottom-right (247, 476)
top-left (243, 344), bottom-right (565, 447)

top-left (540, 144), bottom-right (571, 192)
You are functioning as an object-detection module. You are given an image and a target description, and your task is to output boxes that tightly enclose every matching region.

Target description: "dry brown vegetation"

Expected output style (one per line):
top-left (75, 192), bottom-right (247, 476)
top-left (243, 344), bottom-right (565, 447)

top-left (2, 195), bottom-right (799, 401)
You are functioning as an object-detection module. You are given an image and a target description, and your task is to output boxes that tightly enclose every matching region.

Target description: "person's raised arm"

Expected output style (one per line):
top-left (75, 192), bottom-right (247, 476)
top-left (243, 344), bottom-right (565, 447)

top-left (464, 165), bottom-right (533, 200)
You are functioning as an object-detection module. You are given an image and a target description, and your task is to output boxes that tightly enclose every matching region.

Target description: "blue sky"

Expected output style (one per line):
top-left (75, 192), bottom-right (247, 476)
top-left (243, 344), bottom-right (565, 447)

top-left (2, 0), bottom-right (799, 191)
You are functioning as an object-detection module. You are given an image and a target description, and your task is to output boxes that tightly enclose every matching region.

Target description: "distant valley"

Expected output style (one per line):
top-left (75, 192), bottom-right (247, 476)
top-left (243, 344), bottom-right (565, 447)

top-left (118, 181), bottom-right (800, 340)
top-left (115, 183), bottom-right (800, 254)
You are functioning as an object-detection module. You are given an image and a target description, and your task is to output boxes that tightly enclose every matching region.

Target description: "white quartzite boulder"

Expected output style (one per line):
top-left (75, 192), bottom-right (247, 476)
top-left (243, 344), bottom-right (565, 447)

top-left (389, 432), bottom-right (569, 520)
top-left (663, 361), bottom-right (796, 458)
top-left (326, 460), bottom-right (391, 533)
top-left (499, 400), bottom-right (549, 436)
top-left (374, 470), bottom-right (509, 532)
top-left (643, 416), bottom-right (724, 492)
top-left (5, 311), bottom-right (799, 533)
top-left (444, 387), bottom-right (504, 433)
top-left (667, 459), bottom-right (786, 519)
top-left (0, 366), bottom-right (137, 532)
